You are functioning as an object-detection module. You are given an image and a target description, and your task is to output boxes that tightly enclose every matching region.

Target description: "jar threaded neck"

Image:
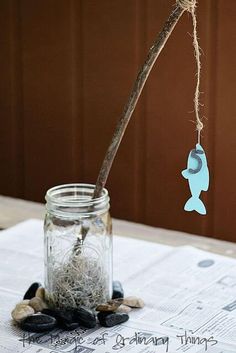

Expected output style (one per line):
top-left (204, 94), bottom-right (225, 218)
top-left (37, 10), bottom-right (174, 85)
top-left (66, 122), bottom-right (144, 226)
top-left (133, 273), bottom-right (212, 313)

top-left (45, 183), bottom-right (110, 218)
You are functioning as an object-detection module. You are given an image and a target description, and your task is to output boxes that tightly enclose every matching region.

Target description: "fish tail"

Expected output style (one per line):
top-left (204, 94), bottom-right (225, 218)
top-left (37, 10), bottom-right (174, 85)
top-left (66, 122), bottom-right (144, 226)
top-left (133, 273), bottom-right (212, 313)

top-left (184, 196), bottom-right (206, 215)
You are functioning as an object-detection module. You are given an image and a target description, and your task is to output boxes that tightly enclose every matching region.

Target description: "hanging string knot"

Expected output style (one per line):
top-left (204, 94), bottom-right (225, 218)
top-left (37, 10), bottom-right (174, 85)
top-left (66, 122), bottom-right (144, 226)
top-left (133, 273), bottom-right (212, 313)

top-left (177, 0), bottom-right (197, 12)
top-left (197, 121), bottom-right (203, 132)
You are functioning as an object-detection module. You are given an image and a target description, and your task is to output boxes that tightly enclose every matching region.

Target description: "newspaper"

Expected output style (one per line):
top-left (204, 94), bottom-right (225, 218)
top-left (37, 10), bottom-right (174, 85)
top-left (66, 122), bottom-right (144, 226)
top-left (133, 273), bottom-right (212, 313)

top-left (0, 219), bottom-right (236, 353)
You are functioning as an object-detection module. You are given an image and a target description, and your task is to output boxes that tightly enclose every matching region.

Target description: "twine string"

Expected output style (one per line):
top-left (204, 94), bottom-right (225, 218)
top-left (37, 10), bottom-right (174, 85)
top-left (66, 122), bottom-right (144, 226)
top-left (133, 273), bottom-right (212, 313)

top-left (177, 0), bottom-right (203, 144)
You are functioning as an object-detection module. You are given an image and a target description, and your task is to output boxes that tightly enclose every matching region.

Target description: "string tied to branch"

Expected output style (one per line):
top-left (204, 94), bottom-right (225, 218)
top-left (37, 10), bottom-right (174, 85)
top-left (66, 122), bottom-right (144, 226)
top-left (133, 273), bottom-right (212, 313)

top-left (177, 0), bottom-right (196, 12)
top-left (177, 0), bottom-right (203, 143)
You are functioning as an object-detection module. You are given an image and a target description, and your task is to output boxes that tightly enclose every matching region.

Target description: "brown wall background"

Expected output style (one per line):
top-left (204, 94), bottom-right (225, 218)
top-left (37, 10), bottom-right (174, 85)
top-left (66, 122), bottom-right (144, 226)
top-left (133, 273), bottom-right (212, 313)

top-left (0, 0), bottom-right (236, 241)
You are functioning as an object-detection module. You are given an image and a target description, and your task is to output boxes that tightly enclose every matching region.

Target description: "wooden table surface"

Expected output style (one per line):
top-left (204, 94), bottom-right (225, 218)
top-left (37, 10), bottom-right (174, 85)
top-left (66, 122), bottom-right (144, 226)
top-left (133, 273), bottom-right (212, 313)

top-left (0, 195), bottom-right (236, 258)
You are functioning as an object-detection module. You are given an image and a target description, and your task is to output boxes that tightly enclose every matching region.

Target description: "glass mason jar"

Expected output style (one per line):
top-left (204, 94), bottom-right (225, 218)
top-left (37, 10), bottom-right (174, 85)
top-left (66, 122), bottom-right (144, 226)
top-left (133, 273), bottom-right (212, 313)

top-left (44, 183), bottom-right (112, 310)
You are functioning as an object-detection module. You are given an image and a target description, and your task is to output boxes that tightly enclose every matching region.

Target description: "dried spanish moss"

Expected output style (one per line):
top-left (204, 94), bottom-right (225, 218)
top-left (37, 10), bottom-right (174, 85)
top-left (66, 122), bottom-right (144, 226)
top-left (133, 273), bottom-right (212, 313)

top-left (46, 245), bottom-right (109, 309)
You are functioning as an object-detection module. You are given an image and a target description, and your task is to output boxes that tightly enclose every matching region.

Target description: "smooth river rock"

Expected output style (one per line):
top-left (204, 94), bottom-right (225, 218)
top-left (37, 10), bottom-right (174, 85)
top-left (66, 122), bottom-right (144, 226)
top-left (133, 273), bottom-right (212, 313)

top-left (73, 306), bottom-right (96, 328)
top-left (97, 312), bottom-right (129, 327)
top-left (112, 281), bottom-right (124, 299)
top-left (96, 299), bottom-right (122, 312)
top-left (29, 297), bottom-right (48, 312)
top-left (42, 308), bottom-right (79, 331)
top-left (123, 296), bottom-right (144, 308)
top-left (35, 287), bottom-right (46, 301)
top-left (116, 304), bottom-right (131, 313)
top-left (23, 283), bottom-right (42, 300)
top-left (11, 301), bottom-right (35, 322)
top-left (20, 314), bottom-right (57, 333)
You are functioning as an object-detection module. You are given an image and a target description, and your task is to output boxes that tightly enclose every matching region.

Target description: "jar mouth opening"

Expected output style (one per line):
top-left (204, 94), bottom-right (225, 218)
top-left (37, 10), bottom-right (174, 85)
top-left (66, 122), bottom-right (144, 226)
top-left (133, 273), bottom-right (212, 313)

top-left (45, 183), bottom-right (109, 208)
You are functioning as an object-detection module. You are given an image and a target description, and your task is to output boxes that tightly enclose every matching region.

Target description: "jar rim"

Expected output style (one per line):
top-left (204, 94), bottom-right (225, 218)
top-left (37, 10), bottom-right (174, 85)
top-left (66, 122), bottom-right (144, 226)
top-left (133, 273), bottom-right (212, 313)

top-left (45, 183), bottom-right (109, 208)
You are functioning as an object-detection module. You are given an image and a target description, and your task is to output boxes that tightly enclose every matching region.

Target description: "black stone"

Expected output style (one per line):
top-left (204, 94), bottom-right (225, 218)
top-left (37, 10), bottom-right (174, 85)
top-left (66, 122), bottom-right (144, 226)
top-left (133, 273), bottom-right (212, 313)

top-left (62, 321), bottom-right (80, 330)
top-left (20, 314), bottom-right (56, 333)
top-left (112, 281), bottom-right (124, 299)
top-left (42, 309), bottom-right (79, 331)
top-left (97, 312), bottom-right (129, 327)
top-left (23, 282), bottom-right (41, 300)
top-left (73, 306), bottom-right (96, 328)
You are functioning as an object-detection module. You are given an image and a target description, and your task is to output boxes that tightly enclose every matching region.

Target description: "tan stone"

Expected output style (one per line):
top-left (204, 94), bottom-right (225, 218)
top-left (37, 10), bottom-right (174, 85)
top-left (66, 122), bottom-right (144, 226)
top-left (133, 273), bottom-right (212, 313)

top-left (20, 299), bottom-right (30, 305)
top-left (11, 302), bottom-right (34, 322)
top-left (29, 297), bottom-right (48, 312)
top-left (116, 304), bottom-right (132, 313)
top-left (123, 296), bottom-right (144, 308)
top-left (35, 287), bottom-right (46, 300)
top-left (96, 301), bottom-right (120, 312)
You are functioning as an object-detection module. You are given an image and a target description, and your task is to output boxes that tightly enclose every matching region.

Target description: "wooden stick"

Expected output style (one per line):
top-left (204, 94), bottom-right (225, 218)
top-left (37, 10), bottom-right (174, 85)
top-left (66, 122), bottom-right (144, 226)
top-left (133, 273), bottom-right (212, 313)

top-left (93, 2), bottom-right (187, 199)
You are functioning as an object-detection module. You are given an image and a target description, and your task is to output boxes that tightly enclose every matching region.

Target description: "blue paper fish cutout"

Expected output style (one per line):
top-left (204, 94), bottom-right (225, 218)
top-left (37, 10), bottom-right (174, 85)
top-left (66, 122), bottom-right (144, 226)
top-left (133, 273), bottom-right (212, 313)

top-left (182, 143), bottom-right (209, 215)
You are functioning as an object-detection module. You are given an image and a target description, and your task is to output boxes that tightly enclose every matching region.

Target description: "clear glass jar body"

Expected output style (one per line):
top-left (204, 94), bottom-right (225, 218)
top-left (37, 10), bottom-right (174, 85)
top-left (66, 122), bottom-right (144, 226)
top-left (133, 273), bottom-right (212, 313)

top-left (44, 184), bottom-right (112, 310)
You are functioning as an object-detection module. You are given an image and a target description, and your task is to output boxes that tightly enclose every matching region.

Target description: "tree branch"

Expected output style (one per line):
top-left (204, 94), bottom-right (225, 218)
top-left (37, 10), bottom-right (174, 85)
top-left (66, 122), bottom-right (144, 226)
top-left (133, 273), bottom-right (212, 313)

top-left (93, 2), bottom-right (186, 199)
